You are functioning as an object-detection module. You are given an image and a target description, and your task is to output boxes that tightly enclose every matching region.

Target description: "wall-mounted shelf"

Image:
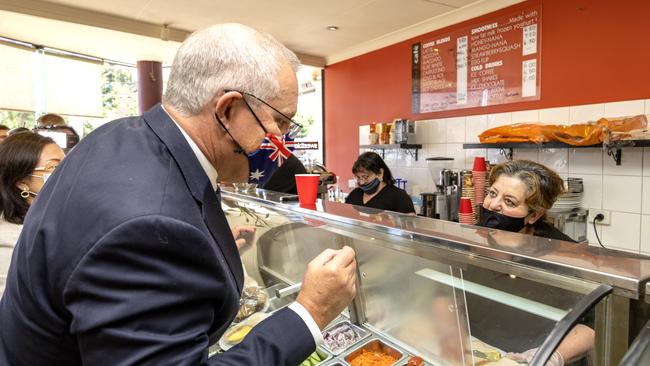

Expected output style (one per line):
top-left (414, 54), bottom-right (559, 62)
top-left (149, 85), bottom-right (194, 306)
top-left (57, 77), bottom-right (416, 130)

top-left (360, 143), bottom-right (423, 161)
top-left (462, 139), bottom-right (650, 166)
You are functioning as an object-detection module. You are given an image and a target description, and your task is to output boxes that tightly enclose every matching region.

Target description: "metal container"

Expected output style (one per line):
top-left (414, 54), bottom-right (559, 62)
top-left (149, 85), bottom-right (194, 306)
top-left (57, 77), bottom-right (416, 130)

top-left (343, 338), bottom-right (405, 366)
top-left (322, 321), bottom-right (371, 355)
top-left (420, 193), bottom-right (436, 218)
top-left (299, 347), bottom-right (332, 366)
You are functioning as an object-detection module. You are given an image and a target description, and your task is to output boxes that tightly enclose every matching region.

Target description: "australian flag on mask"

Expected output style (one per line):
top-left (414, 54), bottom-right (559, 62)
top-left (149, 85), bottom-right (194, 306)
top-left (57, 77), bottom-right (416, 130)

top-left (248, 133), bottom-right (295, 186)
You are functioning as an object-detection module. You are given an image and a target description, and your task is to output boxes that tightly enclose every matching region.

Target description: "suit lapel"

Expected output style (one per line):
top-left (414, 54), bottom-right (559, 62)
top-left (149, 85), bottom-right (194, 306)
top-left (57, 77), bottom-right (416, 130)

top-left (142, 104), bottom-right (244, 292)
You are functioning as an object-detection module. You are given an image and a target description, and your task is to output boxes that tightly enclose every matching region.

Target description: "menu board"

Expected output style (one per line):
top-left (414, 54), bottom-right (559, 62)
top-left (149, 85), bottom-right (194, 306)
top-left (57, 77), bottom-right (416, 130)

top-left (412, 4), bottom-right (541, 113)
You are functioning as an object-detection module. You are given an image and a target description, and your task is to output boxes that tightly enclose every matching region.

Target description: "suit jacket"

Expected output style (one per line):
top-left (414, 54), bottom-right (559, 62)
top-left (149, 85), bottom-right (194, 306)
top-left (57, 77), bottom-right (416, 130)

top-left (0, 105), bottom-right (315, 365)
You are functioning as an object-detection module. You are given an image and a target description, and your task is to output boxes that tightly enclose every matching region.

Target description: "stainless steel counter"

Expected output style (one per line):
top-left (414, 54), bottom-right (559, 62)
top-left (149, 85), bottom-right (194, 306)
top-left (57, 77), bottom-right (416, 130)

top-left (221, 187), bottom-right (650, 365)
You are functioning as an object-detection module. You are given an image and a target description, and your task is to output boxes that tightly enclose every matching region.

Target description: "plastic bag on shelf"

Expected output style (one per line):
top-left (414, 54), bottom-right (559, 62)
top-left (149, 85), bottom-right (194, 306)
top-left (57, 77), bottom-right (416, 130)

top-left (478, 115), bottom-right (647, 146)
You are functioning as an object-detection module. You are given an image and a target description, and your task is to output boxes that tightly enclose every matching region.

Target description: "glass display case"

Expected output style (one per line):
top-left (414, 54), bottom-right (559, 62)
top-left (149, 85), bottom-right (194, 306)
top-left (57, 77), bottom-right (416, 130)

top-left (220, 187), bottom-right (650, 366)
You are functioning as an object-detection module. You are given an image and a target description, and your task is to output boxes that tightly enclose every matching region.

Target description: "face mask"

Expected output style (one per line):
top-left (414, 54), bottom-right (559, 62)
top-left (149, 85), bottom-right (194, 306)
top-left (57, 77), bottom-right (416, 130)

top-left (359, 178), bottom-right (380, 194)
top-left (30, 173), bottom-right (51, 184)
top-left (478, 206), bottom-right (527, 233)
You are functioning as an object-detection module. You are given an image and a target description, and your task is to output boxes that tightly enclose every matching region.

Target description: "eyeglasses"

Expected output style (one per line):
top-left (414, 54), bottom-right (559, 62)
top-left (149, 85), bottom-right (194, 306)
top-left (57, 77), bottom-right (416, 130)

top-left (33, 160), bottom-right (59, 172)
top-left (228, 90), bottom-right (303, 139)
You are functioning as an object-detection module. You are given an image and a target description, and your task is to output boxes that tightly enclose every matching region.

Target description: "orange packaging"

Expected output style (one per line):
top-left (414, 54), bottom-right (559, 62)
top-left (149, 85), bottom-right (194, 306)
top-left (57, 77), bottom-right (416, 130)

top-left (478, 115), bottom-right (647, 146)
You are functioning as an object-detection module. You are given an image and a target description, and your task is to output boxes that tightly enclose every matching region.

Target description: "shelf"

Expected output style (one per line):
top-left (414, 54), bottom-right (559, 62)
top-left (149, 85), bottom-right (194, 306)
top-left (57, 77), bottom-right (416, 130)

top-left (462, 139), bottom-right (650, 166)
top-left (360, 143), bottom-right (423, 161)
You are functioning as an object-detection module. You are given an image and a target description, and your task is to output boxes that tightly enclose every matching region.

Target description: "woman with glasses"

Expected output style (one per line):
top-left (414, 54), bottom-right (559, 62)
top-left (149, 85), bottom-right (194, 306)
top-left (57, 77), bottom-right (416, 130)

top-left (345, 151), bottom-right (415, 214)
top-left (0, 132), bottom-right (64, 295)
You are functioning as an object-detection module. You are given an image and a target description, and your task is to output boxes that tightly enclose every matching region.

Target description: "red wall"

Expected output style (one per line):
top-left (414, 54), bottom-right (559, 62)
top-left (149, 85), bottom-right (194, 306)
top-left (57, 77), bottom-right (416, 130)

top-left (324, 0), bottom-right (650, 187)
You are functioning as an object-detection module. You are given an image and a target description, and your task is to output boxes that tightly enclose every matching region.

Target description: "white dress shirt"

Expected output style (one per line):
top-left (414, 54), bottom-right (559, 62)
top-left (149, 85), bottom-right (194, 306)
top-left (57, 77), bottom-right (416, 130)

top-left (162, 106), bottom-right (323, 346)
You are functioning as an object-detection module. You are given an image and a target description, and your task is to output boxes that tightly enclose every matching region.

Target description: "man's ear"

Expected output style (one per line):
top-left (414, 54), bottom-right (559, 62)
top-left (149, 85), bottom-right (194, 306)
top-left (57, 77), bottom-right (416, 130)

top-left (215, 91), bottom-right (242, 122)
top-left (527, 209), bottom-right (545, 225)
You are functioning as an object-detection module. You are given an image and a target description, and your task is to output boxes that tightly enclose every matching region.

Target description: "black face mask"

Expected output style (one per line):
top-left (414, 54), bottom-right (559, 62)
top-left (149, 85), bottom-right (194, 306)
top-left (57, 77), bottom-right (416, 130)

top-left (359, 178), bottom-right (380, 194)
top-left (478, 206), bottom-right (527, 233)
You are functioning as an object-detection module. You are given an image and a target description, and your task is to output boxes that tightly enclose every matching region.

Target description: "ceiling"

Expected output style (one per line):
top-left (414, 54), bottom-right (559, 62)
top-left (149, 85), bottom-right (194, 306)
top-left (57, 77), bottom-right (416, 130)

top-left (0, 0), bottom-right (522, 66)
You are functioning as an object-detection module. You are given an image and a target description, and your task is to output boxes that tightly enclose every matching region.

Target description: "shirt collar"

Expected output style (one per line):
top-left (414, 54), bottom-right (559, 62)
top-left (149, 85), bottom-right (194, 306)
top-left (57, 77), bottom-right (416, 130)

top-left (161, 106), bottom-right (219, 190)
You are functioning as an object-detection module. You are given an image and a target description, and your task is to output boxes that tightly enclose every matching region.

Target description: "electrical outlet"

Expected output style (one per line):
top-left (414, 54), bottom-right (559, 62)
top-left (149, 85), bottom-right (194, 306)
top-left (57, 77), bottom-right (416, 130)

top-left (348, 179), bottom-right (356, 189)
top-left (588, 209), bottom-right (611, 225)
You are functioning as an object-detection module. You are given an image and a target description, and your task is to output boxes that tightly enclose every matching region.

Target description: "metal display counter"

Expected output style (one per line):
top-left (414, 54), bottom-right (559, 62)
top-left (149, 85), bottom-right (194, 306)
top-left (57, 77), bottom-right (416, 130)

top-left (220, 188), bottom-right (650, 366)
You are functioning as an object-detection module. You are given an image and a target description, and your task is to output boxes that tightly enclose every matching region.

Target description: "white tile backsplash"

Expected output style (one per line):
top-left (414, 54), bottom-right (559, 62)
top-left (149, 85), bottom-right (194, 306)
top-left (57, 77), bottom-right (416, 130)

top-left (641, 215), bottom-right (650, 254)
top-left (446, 117), bottom-right (466, 143)
top-left (641, 147), bottom-right (650, 177)
top-left (569, 103), bottom-right (605, 124)
top-left (487, 112), bottom-right (512, 129)
top-left (446, 143), bottom-right (466, 170)
top-left (539, 148), bottom-right (568, 174)
top-left (571, 174), bottom-right (602, 209)
top-left (539, 107), bottom-right (569, 124)
top-left (601, 212), bottom-right (641, 253)
top-left (603, 99), bottom-right (645, 118)
top-left (369, 98), bottom-right (650, 255)
top-left (427, 118), bottom-right (447, 143)
top-left (511, 109), bottom-right (540, 123)
top-left (603, 148), bottom-right (643, 176)
top-left (602, 175), bottom-right (642, 213)
top-left (643, 177), bottom-right (650, 215)
top-left (513, 148), bottom-right (538, 162)
top-left (568, 148), bottom-right (603, 175)
top-left (465, 115), bottom-right (488, 143)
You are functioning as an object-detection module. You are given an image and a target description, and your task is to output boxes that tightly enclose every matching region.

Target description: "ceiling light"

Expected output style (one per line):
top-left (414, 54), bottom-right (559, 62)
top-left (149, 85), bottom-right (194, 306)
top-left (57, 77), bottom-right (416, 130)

top-left (327, 26), bottom-right (339, 31)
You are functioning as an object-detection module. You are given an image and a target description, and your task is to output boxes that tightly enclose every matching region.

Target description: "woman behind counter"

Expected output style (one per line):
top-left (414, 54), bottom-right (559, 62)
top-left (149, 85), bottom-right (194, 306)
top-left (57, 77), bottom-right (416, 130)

top-left (475, 159), bottom-right (592, 366)
top-left (345, 152), bottom-right (415, 214)
top-left (0, 132), bottom-right (65, 296)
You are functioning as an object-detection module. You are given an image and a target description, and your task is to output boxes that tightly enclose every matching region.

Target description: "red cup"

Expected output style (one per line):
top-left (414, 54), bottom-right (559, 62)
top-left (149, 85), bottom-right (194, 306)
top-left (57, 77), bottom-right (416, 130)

top-left (472, 156), bottom-right (487, 172)
top-left (459, 197), bottom-right (473, 214)
top-left (295, 174), bottom-right (320, 206)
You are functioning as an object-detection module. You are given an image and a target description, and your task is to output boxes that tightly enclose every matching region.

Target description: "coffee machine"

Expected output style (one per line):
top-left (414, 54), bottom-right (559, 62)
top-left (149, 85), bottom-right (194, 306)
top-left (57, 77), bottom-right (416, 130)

top-left (420, 157), bottom-right (458, 221)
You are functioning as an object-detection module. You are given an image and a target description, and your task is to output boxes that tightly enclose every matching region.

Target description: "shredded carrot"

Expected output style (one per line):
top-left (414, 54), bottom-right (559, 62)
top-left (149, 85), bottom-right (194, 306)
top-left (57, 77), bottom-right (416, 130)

top-left (349, 349), bottom-right (397, 366)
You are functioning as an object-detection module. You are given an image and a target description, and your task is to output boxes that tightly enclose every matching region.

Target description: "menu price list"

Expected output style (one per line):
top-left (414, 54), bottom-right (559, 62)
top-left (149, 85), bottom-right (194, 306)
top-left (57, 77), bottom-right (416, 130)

top-left (412, 4), bottom-right (541, 113)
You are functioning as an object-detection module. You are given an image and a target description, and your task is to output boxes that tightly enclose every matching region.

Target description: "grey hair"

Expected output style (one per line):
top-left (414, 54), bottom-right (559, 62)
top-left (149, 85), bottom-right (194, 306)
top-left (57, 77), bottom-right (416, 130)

top-left (163, 23), bottom-right (300, 116)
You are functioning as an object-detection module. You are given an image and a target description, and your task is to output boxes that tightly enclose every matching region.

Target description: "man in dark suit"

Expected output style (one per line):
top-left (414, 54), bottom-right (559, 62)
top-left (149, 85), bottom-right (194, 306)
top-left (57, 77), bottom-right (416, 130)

top-left (0, 23), bottom-right (357, 365)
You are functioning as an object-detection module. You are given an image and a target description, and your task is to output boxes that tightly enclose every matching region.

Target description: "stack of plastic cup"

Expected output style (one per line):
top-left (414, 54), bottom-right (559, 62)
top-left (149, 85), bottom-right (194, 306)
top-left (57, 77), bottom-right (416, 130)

top-left (472, 157), bottom-right (487, 221)
top-left (459, 197), bottom-right (474, 224)
top-left (460, 172), bottom-right (476, 223)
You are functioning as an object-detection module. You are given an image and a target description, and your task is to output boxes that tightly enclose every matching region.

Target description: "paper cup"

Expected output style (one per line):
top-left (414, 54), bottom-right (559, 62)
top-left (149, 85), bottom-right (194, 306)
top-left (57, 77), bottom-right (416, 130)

top-left (473, 156), bottom-right (487, 172)
top-left (459, 197), bottom-right (473, 214)
top-left (295, 174), bottom-right (320, 206)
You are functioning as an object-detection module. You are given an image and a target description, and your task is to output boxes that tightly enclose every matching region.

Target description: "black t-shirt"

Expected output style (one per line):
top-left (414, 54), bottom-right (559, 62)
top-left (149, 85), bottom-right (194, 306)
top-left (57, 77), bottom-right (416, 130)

top-left (345, 183), bottom-right (415, 214)
top-left (262, 155), bottom-right (308, 194)
top-left (532, 220), bottom-right (577, 242)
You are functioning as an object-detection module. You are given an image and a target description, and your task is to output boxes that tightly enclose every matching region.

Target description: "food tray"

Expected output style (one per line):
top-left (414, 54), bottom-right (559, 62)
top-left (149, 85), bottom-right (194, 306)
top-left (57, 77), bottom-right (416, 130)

top-left (322, 321), bottom-right (371, 356)
top-left (343, 338), bottom-right (405, 366)
top-left (398, 355), bottom-right (431, 366)
top-left (299, 347), bottom-right (332, 366)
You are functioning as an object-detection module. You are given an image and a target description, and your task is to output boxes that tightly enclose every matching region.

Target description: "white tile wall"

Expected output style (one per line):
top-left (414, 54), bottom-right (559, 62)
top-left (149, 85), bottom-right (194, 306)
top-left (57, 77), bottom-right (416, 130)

top-left (603, 99), bottom-right (645, 118)
top-left (569, 103), bottom-right (605, 124)
top-left (602, 175), bottom-right (642, 213)
top-left (487, 112), bottom-right (512, 129)
top-left (539, 148), bottom-right (568, 174)
top-left (570, 174), bottom-right (602, 209)
top-left (427, 119), bottom-right (447, 143)
top-left (643, 177), bottom-right (650, 215)
top-left (446, 117), bottom-right (466, 143)
top-left (539, 107), bottom-right (569, 124)
top-left (465, 115), bottom-right (487, 143)
top-left (358, 99), bottom-right (650, 254)
top-left (511, 109), bottom-right (540, 124)
top-left (603, 148), bottom-right (643, 176)
top-left (568, 148), bottom-right (603, 175)
top-left (641, 215), bottom-right (650, 254)
top-left (601, 212), bottom-right (641, 253)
